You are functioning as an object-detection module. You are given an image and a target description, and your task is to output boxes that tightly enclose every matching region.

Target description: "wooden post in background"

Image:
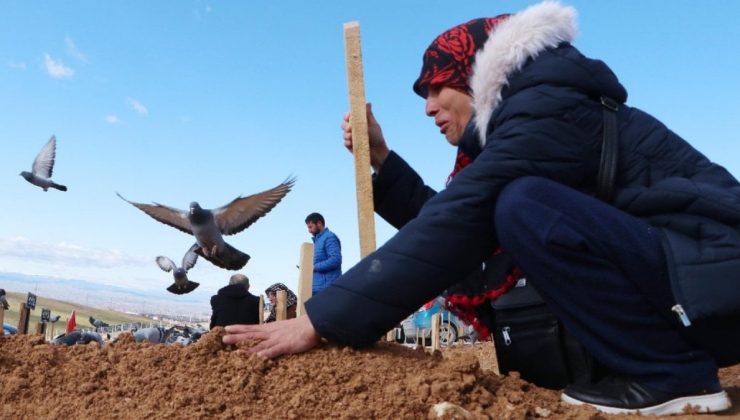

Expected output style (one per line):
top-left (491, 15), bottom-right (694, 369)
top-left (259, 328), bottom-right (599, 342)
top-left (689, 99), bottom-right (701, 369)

top-left (49, 321), bottom-right (56, 341)
top-left (431, 313), bottom-right (441, 351)
top-left (296, 242), bottom-right (314, 317)
top-left (258, 295), bottom-right (264, 324)
top-left (344, 21), bottom-right (376, 259)
top-left (276, 290), bottom-right (287, 321)
top-left (34, 322), bottom-right (45, 336)
top-left (0, 307), bottom-right (4, 336)
top-left (17, 303), bottom-right (30, 334)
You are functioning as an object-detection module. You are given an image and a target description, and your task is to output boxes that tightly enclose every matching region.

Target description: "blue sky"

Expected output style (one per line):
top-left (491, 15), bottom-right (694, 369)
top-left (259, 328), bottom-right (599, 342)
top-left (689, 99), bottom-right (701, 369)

top-left (1, 1), bottom-right (739, 304)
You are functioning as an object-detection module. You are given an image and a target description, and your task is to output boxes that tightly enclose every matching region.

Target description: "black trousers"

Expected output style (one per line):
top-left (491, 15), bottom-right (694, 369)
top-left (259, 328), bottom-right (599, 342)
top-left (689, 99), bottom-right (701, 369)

top-left (495, 176), bottom-right (740, 393)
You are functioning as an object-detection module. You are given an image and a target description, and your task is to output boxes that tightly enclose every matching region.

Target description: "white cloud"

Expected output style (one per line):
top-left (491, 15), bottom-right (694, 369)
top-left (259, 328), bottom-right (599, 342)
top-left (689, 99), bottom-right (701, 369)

top-left (104, 115), bottom-right (121, 124)
top-left (64, 35), bottom-right (88, 63)
top-left (7, 59), bottom-right (27, 70)
top-left (43, 53), bottom-right (74, 79)
top-left (0, 236), bottom-right (148, 269)
top-left (127, 98), bottom-right (149, 115)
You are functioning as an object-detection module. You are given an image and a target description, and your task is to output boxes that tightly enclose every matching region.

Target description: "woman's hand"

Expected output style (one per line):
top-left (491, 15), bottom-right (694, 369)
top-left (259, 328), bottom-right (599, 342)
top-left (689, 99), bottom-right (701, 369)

top-left (341, 103), bottom-right (390, 173)
top-left (223, 315), bottom-right (322, 359)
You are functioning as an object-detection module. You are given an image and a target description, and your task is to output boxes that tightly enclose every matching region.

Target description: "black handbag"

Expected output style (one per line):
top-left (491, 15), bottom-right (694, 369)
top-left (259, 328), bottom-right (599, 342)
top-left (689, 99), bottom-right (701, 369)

top-left (490, 279), bottom-right (602, 389)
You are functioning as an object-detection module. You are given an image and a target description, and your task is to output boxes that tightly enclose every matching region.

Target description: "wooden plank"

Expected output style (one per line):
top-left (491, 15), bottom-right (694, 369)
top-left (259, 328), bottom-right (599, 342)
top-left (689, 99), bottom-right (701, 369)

top-left (17, 303), bottom-right (29, 334)
top-left (296, 242), bottom-right (314, 317)
top-left (344, 21), bottom-right (376, 258)
top-left (0, 307), bottom-right (4, 336)
top-left (276, 290), bottom-right (287, 321)
top-left (431, 313), bottom-right (441, 351)
top-left (258, 295), bottom-right (264, 324)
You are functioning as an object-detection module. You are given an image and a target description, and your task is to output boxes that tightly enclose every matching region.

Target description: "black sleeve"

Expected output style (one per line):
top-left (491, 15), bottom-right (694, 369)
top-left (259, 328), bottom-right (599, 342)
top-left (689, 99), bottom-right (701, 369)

top-left (373, 151), bottom-right (437, 229)
top-left (306, 115), bottom-right (595, 347)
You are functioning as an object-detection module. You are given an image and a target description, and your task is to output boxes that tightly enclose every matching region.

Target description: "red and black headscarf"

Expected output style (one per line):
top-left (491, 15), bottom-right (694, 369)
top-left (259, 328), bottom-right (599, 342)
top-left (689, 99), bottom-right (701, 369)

top-left (413, 15), bottom-right (510, 98)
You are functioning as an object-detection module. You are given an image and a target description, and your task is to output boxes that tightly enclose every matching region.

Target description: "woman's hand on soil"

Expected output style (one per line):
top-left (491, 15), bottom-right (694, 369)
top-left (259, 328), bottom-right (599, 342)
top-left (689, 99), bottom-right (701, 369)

top-left (223, 315), bottom-right (321, 359)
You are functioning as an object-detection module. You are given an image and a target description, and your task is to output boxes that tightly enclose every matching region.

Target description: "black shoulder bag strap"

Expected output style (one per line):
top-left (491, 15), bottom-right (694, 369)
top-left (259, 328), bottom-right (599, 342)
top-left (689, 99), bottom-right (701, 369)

top-left (596, 96), bottom-right (619, 202)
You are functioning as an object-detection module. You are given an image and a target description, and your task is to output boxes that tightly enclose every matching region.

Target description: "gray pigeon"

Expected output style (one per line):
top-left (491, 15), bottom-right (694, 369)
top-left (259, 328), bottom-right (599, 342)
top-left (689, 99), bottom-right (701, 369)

top-left (19, 135), bottom-right (67, 192)
top-left (157, 244), bottom-right (200, 295)
top-left (48, 314), bottom-right (61, 323)
top-left (89, 316), bottom-right (109, 328)
top-left (117, 177), bottom-right (295, 270)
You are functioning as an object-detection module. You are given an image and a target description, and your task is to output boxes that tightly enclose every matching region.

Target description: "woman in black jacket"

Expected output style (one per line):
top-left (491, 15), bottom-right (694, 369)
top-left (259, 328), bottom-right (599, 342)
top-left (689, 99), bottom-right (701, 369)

top-left (225, 2), bottom-right (740, 415)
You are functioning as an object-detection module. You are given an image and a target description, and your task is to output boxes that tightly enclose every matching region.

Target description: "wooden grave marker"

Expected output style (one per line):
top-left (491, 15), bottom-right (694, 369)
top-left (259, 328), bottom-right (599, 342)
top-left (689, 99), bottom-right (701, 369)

top-left (296, 242), bottom-right (314, 317)
top-left (276, 290), bottom-right (287, 321)
top-left (344, 21), bottom-right (376, 259)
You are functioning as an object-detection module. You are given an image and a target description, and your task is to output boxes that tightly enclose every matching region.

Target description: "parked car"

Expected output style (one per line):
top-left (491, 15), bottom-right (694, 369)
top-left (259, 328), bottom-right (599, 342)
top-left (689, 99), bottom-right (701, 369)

top-left (401, 296), bottom-right (467, 346)
top-left (3, 323), bottom-right (18, 335)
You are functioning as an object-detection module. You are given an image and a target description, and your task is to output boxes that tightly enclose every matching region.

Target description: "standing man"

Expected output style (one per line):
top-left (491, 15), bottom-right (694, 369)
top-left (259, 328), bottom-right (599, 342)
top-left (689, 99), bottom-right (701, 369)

top-left (210, 273), bottom-right (260, 329)
top-left (305, 212), bottom-right (342, 295)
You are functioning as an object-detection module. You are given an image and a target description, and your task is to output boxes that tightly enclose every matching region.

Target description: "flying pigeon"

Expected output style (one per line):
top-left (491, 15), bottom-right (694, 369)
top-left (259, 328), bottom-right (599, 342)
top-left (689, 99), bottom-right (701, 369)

top-left (117, 176), bottom-right (295, 270)
top-left (89, 316), bottom-right (110, 328)
top-left (19, 135), bottom-right (67, 192)
top-left (157, 244), bottom-right (200, 295)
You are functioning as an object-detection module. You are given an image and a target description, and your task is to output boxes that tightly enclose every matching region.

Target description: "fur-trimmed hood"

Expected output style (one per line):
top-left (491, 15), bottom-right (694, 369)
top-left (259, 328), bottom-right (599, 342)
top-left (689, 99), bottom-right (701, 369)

top-left (471, 1), bottom-right (578, 145)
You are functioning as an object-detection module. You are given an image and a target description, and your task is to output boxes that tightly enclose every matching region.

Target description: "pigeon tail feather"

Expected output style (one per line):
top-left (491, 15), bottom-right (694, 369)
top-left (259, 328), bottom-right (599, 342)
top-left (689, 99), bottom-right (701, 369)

top-left (194, 242), bottom-right (250, 270)
top-left (167, 281), bottom-right (200, 295)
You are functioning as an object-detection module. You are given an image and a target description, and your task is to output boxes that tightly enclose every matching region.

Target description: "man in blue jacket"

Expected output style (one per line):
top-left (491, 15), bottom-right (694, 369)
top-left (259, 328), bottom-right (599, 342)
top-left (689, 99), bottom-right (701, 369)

top-left (305, 212), bottom-right (342, 295)
top-left (226, 2), bottom-right (740, 415)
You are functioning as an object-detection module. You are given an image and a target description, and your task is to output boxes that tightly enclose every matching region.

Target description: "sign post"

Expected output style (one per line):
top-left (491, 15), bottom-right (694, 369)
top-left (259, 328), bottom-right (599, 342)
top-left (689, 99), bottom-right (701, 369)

top-left (26, 293), bottom-right (37, 311)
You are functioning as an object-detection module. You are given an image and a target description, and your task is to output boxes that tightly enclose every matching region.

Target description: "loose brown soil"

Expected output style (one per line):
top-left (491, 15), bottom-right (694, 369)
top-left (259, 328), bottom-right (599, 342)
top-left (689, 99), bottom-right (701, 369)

top-left (1, 329), bottom-right (738, 419)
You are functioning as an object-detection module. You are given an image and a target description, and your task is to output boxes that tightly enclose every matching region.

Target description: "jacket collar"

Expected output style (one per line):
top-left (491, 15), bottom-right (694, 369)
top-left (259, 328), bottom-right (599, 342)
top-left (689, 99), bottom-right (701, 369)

top-left (471, 1), bottom-right (577, 146)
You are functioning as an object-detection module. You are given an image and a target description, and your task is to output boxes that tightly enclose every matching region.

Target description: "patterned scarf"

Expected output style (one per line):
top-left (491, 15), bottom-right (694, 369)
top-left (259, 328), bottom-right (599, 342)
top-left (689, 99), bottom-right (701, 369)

top-left (265, 283), bottom-right (298, 323)
top-left (413, 15), bottom-right (510, 98)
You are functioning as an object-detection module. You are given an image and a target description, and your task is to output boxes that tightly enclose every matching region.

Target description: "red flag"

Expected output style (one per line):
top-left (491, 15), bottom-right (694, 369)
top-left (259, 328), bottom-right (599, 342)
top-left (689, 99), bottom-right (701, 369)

top-left (66, 310), bottom-right (76, 334)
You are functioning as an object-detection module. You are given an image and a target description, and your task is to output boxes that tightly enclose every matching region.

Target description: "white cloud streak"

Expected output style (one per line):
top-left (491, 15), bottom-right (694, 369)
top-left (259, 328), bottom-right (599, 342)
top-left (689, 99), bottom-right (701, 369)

top-left (127, 98), bottom-right (149, 115)
top-left (43, 53), bottom-right (74, 79)
top-left (0, 236), bottom-right (148, 269)
top-left (105, 115), bottom-right (121, 124)
top-left (7, 59), bottom-right (27, 70)
top-left (64, 36), bottom-right (88, 63)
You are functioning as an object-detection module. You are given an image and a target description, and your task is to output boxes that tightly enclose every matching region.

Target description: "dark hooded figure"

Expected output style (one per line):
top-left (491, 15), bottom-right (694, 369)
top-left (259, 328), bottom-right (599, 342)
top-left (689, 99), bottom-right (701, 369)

top-left (209, 273), bottom-right (260, 328)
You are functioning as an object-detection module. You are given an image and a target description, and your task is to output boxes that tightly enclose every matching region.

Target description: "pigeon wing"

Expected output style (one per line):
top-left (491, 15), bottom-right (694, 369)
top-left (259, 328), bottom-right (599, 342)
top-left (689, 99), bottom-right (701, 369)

top-left (181, 244), bottom-right (199, 271)
top-left (32, 135), bottom-right (57, 178)
top-left (117, 193), bottom-right (193, 235)
top-left (156, 256), bottom-right (176, 272)
top-left (213, 176), bottom-right (295, 235)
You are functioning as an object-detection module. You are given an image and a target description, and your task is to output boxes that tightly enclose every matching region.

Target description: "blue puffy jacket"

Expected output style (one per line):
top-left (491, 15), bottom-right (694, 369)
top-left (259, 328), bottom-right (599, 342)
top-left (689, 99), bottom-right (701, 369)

top-left (306, 2), bottom-right (740, 346)
top-left (311, 227), bottom-right (342, 294)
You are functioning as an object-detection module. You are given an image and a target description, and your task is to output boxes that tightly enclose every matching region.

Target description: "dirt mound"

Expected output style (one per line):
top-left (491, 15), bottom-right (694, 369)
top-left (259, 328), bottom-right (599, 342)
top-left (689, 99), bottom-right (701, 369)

top-left (1, 330), bottom-right (738, 419)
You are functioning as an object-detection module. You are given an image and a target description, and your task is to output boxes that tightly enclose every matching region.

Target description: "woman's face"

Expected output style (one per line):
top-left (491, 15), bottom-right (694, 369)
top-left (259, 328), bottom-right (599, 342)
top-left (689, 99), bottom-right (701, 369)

top-left (425, 86), bottom-right (473, 146)
top-left (268, 292), bottom-right (277, 305)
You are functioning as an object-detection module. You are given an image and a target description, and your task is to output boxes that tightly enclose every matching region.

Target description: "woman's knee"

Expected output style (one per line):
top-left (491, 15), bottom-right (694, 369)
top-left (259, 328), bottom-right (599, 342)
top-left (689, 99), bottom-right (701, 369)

top-left (495, 176), bottom-right (552, 234)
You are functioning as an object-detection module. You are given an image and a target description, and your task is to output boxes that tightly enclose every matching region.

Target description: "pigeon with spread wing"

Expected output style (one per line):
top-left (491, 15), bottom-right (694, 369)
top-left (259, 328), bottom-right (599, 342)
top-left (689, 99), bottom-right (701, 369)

top-left (19, 135), bottom-right (67, 192)
top-left (117, 177), bottom-right (295, 270)
top-left (157, 244), bottom-right (200, 295)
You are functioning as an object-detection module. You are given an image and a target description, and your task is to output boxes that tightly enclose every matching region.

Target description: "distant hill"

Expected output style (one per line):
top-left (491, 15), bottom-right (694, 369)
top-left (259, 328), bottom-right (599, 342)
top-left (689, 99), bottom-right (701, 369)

top-left (0, 271), bottom-right (212, 317)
